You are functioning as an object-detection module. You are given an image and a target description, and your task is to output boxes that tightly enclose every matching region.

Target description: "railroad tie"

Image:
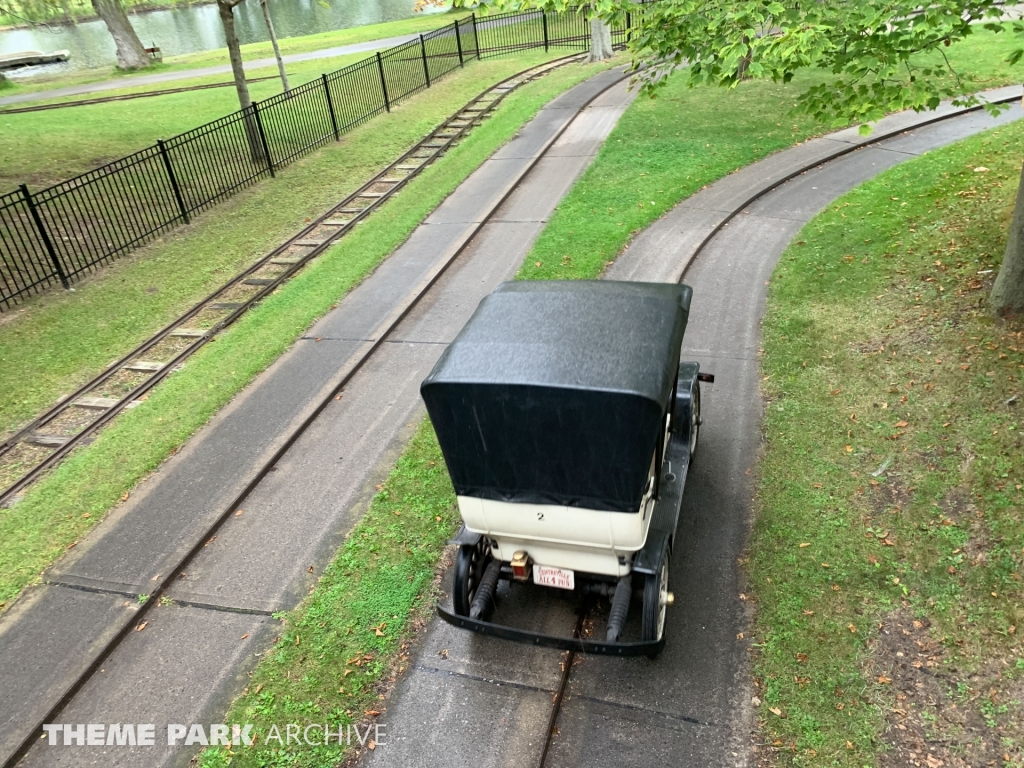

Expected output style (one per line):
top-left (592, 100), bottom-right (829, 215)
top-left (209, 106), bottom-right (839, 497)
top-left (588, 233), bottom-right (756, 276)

top-left (123, 360), bottom-right (164, 372)
top-left (356, 192), bottom-right (386, 198)
top-left (169, 328), bottom-right (208, 338)
top-left (395, 164), bottom-right (421, 171)
top-left (25, 433), bottom-right (71, 448)
top-left (243, 278), bottom-right (276, 286)
top-left (379, 178), bottom-right (403, 184)
top-left (270, 256), bottom-right (302, 265)
top-left (322, 219), bottom-right (353, 226)
top-left (294, 239), bottom-right (327, 247)
top-left (208, 302), bottom-right (244, 310)
top-left (73, 396), bottom-right (120, 410)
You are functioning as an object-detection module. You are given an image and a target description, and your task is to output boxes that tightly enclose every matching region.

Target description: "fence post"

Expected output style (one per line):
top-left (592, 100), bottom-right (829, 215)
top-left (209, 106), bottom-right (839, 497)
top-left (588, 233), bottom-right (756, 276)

top-left (419, 34), bottom-right (431, 88)
top-left (472, 13), bottom-right (481, 59)
top-left (250, 101), bottom-right (275, 178)
top-left (626, 11), bottom-right (632, 43)
top-left (376, 51), bottom-right (390, 112)
top-left (455, 20), bottom-right (464, 67)
top-left (321, 73), bottom-right (340, 141)
top-left (542, 11), bottom-right (549, 52)
top-left (20, 184), bottom-right (69, 290)
top-left (157, 139), bottom-right (190, 224)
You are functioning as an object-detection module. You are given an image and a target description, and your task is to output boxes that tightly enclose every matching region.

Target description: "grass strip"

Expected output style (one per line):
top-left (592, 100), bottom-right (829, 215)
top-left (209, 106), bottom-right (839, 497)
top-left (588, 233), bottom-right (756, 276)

top-left (0, 51), bottom-right (555, 445)
top-left (752, 121), bottom-right (1024, 765)
top-left (0, 57), bottom-right (609, 610)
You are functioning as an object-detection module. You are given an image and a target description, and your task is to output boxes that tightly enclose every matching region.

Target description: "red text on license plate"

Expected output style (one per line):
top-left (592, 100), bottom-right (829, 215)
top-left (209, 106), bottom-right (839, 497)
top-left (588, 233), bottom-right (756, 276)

top-left (533, 564), bottom-right (574, 590)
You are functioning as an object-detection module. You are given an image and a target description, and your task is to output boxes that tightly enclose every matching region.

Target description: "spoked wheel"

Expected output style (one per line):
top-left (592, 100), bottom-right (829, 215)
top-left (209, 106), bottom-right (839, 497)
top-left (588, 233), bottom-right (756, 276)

top-left (641, 550), bottom-right (670, 654)
top-left (689, 380), bottom-right (701, 462)
top-left (453, 538), bottom-right (492, 617)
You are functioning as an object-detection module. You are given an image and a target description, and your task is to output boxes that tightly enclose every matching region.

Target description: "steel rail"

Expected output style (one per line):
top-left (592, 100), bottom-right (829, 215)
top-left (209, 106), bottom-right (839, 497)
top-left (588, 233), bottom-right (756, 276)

top-left (536, 610), bottom-right (587, 768)
top-left (0, 59), bottom-right (631, 768)
top-left (0, 52), bottom-right (586, 509)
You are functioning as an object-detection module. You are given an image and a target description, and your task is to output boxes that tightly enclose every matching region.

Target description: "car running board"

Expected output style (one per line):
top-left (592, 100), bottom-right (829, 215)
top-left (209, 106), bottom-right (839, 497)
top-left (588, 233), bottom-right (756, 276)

top-left (436, 603), bottom-right (666, 657)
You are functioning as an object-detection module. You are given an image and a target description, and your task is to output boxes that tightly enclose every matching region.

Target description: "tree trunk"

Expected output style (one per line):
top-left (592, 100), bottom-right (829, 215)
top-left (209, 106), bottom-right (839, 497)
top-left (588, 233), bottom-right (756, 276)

top-left (588, 18), bottom-right (614, 62)
top-left (736, 36), bottom-right (752, 80)
top-left (219, 0), bottom-right (252, 111)
top-left (260, 0), bottom-right (289, 93)
top-left (91, 0), bottom-right (150, 70)
top-left (991, 166), bottom-right (1024, 316)
top-left (218, 0), bottom-right (266, 164)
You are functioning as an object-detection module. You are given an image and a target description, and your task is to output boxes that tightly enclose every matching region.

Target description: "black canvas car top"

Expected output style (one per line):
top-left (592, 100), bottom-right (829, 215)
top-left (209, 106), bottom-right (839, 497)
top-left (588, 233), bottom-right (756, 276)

top-left (421, 281), bottom-right (692, 513)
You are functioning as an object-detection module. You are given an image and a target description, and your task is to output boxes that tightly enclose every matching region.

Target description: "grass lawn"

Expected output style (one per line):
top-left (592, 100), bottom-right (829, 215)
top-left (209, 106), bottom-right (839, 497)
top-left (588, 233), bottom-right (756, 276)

top-left (0, 53), bottom-right (368, 189)
top-left (0, 50), bottom-right (559, 448)
top-left (752, 122), bottom-right (1024, 766)
top-left (0, 53), bottom-right (609, 609)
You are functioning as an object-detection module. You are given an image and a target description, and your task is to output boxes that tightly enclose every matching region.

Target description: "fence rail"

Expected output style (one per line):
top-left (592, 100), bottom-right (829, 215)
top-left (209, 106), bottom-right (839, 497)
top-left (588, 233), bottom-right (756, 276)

top-left (0, 5), bottom-right (646, 310)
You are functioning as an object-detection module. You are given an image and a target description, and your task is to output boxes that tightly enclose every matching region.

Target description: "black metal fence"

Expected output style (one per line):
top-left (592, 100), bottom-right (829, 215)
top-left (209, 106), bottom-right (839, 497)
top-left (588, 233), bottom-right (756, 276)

top-left (0, 6), bottom-right (642, 310)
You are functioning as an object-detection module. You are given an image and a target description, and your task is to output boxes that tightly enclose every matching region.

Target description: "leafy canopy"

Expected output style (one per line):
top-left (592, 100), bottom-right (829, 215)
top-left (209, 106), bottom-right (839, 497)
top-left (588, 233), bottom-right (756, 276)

top-left (472, 0), bottom-right (1021, 129)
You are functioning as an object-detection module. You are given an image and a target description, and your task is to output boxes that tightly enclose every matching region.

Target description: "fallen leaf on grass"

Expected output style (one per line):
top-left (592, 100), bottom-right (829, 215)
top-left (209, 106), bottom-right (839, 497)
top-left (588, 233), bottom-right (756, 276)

top-left (848, 624), bottom-right (858, 633)
top-left (878, 675), bottom-right (892, 684)
top-left (894, 420), bottom-right (908, 428)
top-left (796, 653), bottom-right (809, 663)
top-left (799, 542), bottom-right (812, 548)
top-left (374, 622), bottom-right (387, 637)
top-left (365, 710), bottom-right (381, 717)
top-left (769, 707), bottom-right (784, 717)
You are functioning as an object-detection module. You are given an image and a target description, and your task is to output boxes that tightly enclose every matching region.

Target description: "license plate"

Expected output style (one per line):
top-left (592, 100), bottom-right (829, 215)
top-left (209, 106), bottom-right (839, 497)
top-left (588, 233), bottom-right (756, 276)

top-left (533, 564), bottom-right (575, 591)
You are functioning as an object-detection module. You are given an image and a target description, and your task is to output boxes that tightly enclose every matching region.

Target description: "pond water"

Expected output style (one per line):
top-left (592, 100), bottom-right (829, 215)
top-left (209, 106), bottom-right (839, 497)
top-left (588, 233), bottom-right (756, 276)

top-left (0, 0), bottom-right (442, 77)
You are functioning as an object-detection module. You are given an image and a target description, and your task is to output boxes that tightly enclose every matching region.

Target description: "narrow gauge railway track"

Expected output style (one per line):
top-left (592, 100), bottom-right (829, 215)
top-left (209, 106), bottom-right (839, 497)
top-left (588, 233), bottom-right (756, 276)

top-left (0, 53), bottom-right (585, 509)
top-left (528, 91), bottom-right (1024, 768)
top-left (1, 59), bottom-right (631, 768)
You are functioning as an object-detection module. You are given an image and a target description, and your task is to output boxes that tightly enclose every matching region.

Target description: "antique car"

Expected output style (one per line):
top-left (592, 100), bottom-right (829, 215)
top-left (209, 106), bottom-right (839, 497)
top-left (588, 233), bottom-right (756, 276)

top-left (421, 280), bottom-right (710, 656)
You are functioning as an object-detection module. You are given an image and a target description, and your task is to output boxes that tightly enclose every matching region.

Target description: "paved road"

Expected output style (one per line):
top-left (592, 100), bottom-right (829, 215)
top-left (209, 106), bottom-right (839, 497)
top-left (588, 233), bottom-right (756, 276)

top-left (0, 31), bottom-right (420, 107)
top-left (0, 67), bottom-right (636, 768)
top-left (359, 90), bottom-right (1024, 768)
